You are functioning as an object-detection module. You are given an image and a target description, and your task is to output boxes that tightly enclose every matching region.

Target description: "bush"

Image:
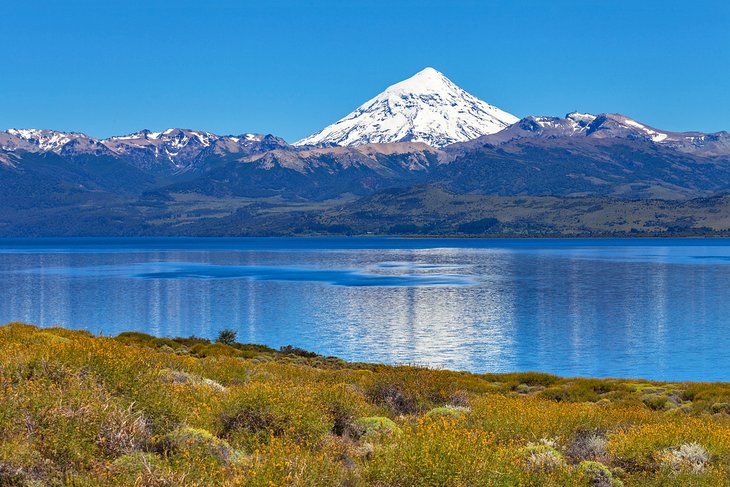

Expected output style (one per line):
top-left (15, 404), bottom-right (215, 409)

top-left (486, 371), bottom-right (560, 388)
top-left (279, 345), bottom-right (319, 358)
top-left (158, 368), bottom-right (225, 392)
top-left (658, 442), bottom-right (710, 473)
top-left (350, 417), bottom-right (399, 440)
top-left (363, 418), bottom-right (506, 486)
top-left (95, 404), bottom-right (151, 456)
top-left (365, 367), bottom-right (457, 415)
top-left (366, 377), bottom-right (421, 414)
top-left (315, 385), bottom-right (373, 436)
top-left (578, 461), bottom-right (623, 487)
top-left (219, 382), bottom-right (333, 449)
top-left (172, 335), bottom-right (211, 347)
top-left (111, 452), bottom-right (181, 486)
top-left (190, 342), bottom-right (245, 358)
top-left (215, 329), bottom-right (238, 345)
top-left (641, 394), bottom-right (669, 411)
top-left (710, 402), bottom-right (730, 414)
top-left (566, 430), bottom-right (608, 463)
top-left (522, 444), bottom-right (565, 472)
top-left (425, 405), bottom-right (471, 419)
top-left (157, 427), bottom-right (241, 466)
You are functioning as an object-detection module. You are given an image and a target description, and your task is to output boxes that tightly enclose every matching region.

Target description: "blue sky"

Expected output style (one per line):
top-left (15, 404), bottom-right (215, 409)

top-left (2, 0), bottom-right (728, 142)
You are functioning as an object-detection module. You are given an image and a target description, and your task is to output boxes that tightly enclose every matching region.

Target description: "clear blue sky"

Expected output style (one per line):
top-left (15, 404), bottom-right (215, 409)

top-left (3, 0), bottom-right (728, 142)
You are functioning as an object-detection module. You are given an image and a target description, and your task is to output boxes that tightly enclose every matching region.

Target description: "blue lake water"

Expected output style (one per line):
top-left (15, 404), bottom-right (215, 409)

top-left (1, 237), bottom-right (730, 382)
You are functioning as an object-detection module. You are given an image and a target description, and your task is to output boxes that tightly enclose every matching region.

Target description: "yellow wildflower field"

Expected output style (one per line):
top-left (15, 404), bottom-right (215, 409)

top-left (1, 323), bottom-right (730, 486)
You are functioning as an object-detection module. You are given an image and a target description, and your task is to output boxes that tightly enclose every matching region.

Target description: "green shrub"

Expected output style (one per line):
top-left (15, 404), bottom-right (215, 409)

top-left (190, 342), bottom-right (243, 358)
top-left (364, 367), bottom-right (457, 414)
top-left (151, 337), bottom-right (181, 350)
top-left (351, 417), bottom-right (399, 439)
top-left (425, 405), bottom-right (471, 419)
top-left (158, 368), bottom-right (225, 392)
top-left (487, 371), bottom-right (560, 387)
top-left (172, 335), bottom-right (211, 347)
top-left (279, 345), bottom-right (319, 358)
top-left (364, 419), bottom-right (514, 486)
top-left (641, 394), bottom-right (669, 411)
top-left (578, 460), bottom-right (623, 486)
top-left (219, 382), bottom-right (333, 450)
top-left (538, 380), bottom-right (623, 403)
top-left (157, 427), bottom-right (241, 466)
top-left (115, 331), bottom-right (157, 346)
top-left (710, 402), bottom-right (730, 414)
top-left (215, 329), bottom-right (238, 346)
top-left (111, 452), bottom-right (181, 485)
top-left (316, 384), bottom-right (374, 436)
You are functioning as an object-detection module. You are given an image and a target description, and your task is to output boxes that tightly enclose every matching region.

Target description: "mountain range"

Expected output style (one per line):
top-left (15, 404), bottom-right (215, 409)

top-left (1, 68), bottom-right (729, 237)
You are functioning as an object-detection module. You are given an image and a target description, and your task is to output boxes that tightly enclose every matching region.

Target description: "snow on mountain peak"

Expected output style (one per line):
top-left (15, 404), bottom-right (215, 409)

top-left (612, 115), bottom-right (669, 142)
top-left (566, 112), bottom-right (597, 126)
top-left (5, 128), bottom-right (87, 152)
top-left (295, 67), bottom-right (519, 148)
top-left (384, 67), bottom-right (452, 95)
top-left (8, 128), bottom-right (42, 140)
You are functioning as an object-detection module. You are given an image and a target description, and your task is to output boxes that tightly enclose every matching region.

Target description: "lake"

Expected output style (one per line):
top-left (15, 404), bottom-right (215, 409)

top-left (1, 237), bottom-right (729, 382)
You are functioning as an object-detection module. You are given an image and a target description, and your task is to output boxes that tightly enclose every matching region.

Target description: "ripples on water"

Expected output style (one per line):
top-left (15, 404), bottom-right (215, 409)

top-left (1, 237), bottom-right (729, 381)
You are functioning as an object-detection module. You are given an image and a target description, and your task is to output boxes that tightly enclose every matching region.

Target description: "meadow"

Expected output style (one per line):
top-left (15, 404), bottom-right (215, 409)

top-left (1, 323), bottom-right (730, 486)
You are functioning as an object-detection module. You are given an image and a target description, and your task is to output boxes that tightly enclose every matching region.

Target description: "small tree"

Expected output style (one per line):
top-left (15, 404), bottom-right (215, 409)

top-left (215, 328), bottom-right (237, 345)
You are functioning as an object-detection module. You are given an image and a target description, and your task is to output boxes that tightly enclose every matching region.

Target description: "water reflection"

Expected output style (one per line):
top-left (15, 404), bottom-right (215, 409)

top-left (1, 239), bottom-right (730, 381)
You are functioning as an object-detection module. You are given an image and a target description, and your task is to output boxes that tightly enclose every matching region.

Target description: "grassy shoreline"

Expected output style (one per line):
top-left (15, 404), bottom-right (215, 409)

top-left (1, 323), bottom-right (730, 486)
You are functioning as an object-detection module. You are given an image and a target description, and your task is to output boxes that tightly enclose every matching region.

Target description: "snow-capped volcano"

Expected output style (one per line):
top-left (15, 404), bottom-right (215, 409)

top-left (295, 67), bottom-right (519, 148)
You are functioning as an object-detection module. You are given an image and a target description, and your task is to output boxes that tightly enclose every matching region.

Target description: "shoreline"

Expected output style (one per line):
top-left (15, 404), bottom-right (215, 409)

top-left (3, 234), bottom-right (730, 241)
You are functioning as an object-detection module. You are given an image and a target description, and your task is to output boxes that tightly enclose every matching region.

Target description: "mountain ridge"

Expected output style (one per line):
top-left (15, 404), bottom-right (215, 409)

top-left (449, 112), bottom-right (730, 153)
top-left (0, 127), bottom-right (290, 174)
top-left (3, 108), bottom-right (730, 204)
